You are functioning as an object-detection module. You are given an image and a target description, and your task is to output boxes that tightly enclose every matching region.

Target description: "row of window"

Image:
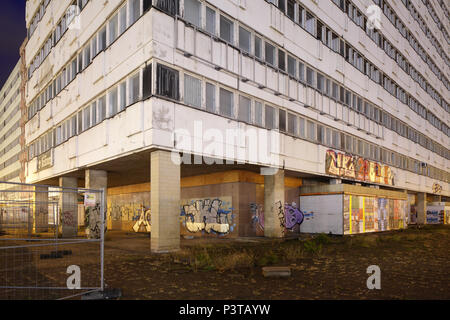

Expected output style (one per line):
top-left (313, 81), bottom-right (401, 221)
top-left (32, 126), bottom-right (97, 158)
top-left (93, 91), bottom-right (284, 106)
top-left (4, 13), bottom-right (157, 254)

top-left (175, 1), bottom-right (449, 142)
top-left (153, 62), bottom-right (449, 161)
top-left (0, 89), bottom-right (20, 121)
top-left (27, 63), bottom-right (449, 184)
top-left (394, 0), bottom-right (449, 71)
top-left (0, 169), bottom-right (21, 183)
top-left (0, 152), bottom-right (20, 171)
top-left (418, 0), bottom-right (449, 45)
top-left (0, 71), bottom-right (20, 104)
top-left (27, 0), bottom-right (51, 39)
top-left (0, 137), bottom-right (20, 159)
top-left (0, 121), bottom-right (20, 145)
top-left (0, 105), bottom-right (20, 134)
top-left (28, 0), bottom-right (90, 78)
top-left (329, 0), bottom-right (449, 110)
top-left (28, 0), bottom-right (143, 120)
top-left (434, 0), bottom-right (449, 20)
top-left (28, 2), bottom-right (450, 163)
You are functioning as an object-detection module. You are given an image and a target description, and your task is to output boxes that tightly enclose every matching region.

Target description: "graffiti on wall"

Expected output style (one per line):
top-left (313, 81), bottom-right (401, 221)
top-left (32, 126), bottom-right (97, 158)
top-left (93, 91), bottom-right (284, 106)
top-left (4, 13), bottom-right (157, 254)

top-left (250, 203), bottom-right (264, 234)
top-left (325, 150), bottom-right (394, 185)
top-left (432, 183), bottom-right (442, 194)
top-left (132, 207), bottom-right (151, 233)
top-left (251, 202), bottom-right (305, 235)
top-left (85, 203), bottom-right (107, 239)
top-left (180, 197), bottom-right (235, 235)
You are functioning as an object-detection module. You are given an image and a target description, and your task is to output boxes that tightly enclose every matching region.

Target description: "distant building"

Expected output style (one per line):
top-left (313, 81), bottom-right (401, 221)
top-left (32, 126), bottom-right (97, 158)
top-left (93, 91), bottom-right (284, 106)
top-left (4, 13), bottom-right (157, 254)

top-left (0, 62), bottom-right (21, 183)
top-left (23, 0), bottom-right (449, 250)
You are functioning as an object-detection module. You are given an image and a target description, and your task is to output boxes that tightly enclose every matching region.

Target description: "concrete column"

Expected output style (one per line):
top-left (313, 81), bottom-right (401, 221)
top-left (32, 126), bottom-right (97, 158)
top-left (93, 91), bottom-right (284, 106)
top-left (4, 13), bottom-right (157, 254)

top-left (59, 177), bottom-right (78, 238)
top-left (264, 169), bottom-right (285, 238)
top-left (33, 186), bottom-right (49, 234)
top-left (151, 150), bottom-right (180, 253)
top-left (85, 170), bottom-right (107, 239)
top-left (417, 193), bottom-right (427, 225)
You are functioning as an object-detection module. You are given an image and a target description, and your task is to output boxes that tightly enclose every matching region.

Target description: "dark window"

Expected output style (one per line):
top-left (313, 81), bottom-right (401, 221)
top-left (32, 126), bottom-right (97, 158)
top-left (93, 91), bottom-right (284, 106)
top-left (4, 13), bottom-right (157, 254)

top-left (154, 0), bottom-right (179, 16)
top-left (279, 109), bottom-right (286, 132)
top-left (287, 0), bottom-right (295, 20)
top-left (143, 64), bottom-right (152, 100)
top-left (156, 64), bottom-right (179, 100)
top-left (278, 49), bottom-right (286, 71)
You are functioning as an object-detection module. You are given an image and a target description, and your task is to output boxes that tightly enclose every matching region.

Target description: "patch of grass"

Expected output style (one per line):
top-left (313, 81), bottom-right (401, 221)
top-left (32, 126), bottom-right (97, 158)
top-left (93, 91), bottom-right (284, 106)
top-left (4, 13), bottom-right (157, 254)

top-left (214, 250), bottom-right (255, 271)
top-left (281, 244), bottom-right (304, 262)
top-left (314, 233), bottom-right (332, 245)
top-left (303, 239), bottom-right (322, 255)
top-left (256, 251), bottom-right (280, 266)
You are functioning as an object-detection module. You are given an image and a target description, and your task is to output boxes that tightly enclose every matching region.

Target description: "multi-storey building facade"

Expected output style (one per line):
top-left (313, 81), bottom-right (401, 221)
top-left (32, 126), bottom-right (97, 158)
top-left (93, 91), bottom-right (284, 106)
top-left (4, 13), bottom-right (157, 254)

top-left (0, 62), bottom-right (22, 183)
top-left (24, 0), bottom-right (449, 251)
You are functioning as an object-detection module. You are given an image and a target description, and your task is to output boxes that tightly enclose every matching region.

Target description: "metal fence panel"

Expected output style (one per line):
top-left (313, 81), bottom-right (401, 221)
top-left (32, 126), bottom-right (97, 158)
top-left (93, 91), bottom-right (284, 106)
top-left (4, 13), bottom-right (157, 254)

top-left (0, 181), bottom-right (105, 300)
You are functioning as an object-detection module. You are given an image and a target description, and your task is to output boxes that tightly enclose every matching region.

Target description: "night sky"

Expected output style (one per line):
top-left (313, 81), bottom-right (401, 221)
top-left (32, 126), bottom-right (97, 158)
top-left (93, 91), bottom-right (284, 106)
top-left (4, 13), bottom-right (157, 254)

top-left (0, 0), bottom-right (26, 88)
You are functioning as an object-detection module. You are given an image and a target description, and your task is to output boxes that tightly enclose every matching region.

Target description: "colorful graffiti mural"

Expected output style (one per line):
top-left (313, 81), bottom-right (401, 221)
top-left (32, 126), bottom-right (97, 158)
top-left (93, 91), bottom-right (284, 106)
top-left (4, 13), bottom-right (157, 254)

top-left (180, 197), bottom-right (235, 235)
top-left (325, 150), bottom-right (394, 185)
top-left (132, 206), bottom-right (151, 233)
top-left (251, 202), bottom-right (305, 235)
top-left (343, 195), bottom-right (407, 234)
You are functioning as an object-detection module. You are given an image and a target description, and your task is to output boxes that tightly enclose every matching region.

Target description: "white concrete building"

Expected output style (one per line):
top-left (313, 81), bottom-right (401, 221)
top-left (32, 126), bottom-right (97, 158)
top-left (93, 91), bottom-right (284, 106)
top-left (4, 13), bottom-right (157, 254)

top-left (24, 0), bottom-right (449, 250)
top-left (0, 62), bottom-right (22, 183)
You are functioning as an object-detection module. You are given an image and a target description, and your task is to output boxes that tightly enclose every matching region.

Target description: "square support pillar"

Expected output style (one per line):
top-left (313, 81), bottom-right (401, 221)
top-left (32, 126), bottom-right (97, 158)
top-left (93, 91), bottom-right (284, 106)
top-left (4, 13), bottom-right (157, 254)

top-left (151, 150), bottom-right (180, 253)
top-left (264, 169), bottom-right (285, 238)
top-left (59, 177), bottom-right (78, 238)
top-left (85, 170), bottom-right (108, 239)
top-left (33, 186), bottom-right (49, 234)
top-left (417, 193), bottom-right (427, 225)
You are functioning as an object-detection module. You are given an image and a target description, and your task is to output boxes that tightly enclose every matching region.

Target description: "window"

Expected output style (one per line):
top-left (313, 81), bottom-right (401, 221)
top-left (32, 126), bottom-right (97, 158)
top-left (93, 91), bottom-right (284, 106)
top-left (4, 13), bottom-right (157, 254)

top-left (206, 83), bottom-right (216, 112)
top-left (288, 55), bottom-right (296, 78)
top-left (185, 0), bottom-right (201, 27)
top-left (265, 42), bottom-right (276, 66)
top-left (119, 5), bottom-right (127, 35)
top-left (119, 81), bottom-right (127, 111)
top-left (305, 12), bottom-right (315, 36)
top-left (109, 13), bottom-right (118, 44)
top-left (83, 107), bottom-right (91, 130)
top-left (254, 101), bottom-right (263, 126)
top-left (156, 64), bottom-right (179, 100)
top-left (317, 124), bottom-right (324, 143)
top-left (153, 0), bottom-right (179, 15)
top-left (279, 109), bottom-right (286, 132)
top-left (219, 88), bottom-right (233, 117)
top-left (184, 74), bottom-right (201, 108)
top-left (265, 105), bottom-right (276, 129)
top-left (129, 72), bottom-right (141, 104)
top-left (129, 0), bottom-right (141, 25)
top-left (317, 73), bottom-right (324, 92)
top-left (299, 62), bottom-right (304, 81)
top-left (98, 96), bottom-right (106, 122)
top-left (306, 67), bottom-right (314, 86)
top-left (205, 7), bottom-right (216, 34)
top-left (238, 95), bottom-right (251, 123)
top-left (83, 44), bottom-right (91, 69)
top-left (91, 36), bottom-right (97, 58)
top-left (254, 36), bottom-right (262, 59)
top-left (307, 120), bottom-right (316, 141)
top-left (77, 111), bottom-right (83, 133)
top-left (288, 113), bottom-right (297, 135)
top-left (287, 0), bottom-right (295, 20)
top-left (143, 64), bottom-right (152, 100)
top-left (278, 49), bottom-right (286, 71)
top-left (299, 117), bottom-right (306, 138)
top-left (99, 27), bottom-right (107, 51)
top-left (239, 26), bottom-right (251, 53)
top-left (91, 102), bottom-right (97, 126)
top-left (109, 87), bottom-right (118, 117)
top-left (220, 15), bottom-right (234, 43)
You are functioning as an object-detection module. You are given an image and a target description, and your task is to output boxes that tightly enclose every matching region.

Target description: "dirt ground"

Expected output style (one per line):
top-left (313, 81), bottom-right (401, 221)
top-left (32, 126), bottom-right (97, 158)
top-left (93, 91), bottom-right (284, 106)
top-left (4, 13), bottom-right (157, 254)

top-left (101, 225), bottom-right (450, 300)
